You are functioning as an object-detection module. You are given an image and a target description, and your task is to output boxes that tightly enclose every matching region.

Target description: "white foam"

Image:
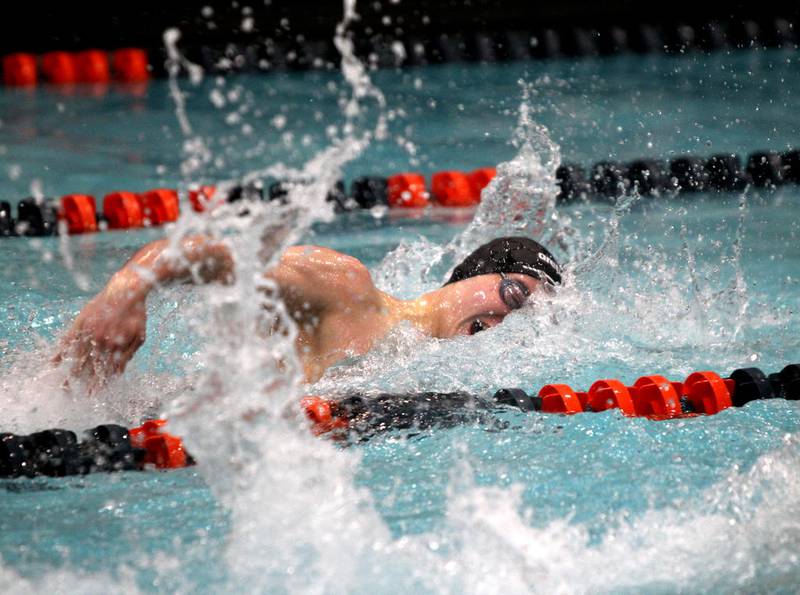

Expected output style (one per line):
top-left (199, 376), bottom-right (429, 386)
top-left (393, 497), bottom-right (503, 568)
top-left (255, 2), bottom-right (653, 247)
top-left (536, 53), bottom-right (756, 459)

top-left (0, 561), bottom-right (139, 595)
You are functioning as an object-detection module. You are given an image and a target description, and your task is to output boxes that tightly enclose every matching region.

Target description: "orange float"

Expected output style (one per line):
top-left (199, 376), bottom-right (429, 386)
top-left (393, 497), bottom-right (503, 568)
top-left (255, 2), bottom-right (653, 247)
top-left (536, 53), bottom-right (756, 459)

top-left (431, 171), bottom-right (477, 206)
top-left (103, 191), bottom-right (144, 229)
top-left (630, 375), bottom-right (683, 418)
top-left (60, 194), bottom-right (98, 234)
top-left (2, 53), bottom-right (37, 86)
top-left (538, 384), bottom-right (584, 414)
top-left (301, 396), bottom-right (349, 435)
top-left (75, 50), bottom-right (110, 83)
top-left (41, 52), bottom-right (77, 84)
top-left (129, 419), bottom-right (188, 469)
top-left (587, 379), bottom-right (636, 415)
top-left (188, 185), bottom-right (218, 212)
top-left (683, 371), bottom-right (734, 415)
top-left (140, 188), bottom-right (180, 225)
top-left (387, 173), bottom-right (429, 208)
top-left (467, 167), bottom-right (496, 201)
top-left (111, 48), bottom-right (149, 82)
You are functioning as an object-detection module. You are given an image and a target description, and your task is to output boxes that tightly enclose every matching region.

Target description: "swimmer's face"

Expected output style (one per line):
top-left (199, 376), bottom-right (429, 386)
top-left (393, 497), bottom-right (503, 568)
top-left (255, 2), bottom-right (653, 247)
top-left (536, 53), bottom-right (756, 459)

top-left (427, 273), bottom-right (546, 338)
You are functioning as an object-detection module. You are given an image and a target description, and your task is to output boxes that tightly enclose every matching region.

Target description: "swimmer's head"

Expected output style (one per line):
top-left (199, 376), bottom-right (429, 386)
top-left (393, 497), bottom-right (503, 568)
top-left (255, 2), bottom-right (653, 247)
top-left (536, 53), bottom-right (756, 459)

top-left (422, 237), bottom-right (562, 338)
top-left (444, 236), bottom-right (562, 287)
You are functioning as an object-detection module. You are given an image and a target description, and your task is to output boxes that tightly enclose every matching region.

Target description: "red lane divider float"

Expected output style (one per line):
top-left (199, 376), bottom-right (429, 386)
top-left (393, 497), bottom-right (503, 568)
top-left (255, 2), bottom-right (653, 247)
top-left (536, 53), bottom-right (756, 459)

top-left (129, 419), bottom-right (188, 469)
top-left (41, 52), bottom-right (78, 84)
top-left (388, 167), bottom-right (496, 208)
top-left (103, 191), bottom-right (144, 229)
top-left (75, 50), bottom-right (110, 83)
top-left (60, 194), bottom-right (98, 234)
top-left (111, 49), bottom-right (150, 82)
top-left (57, 190), bottom-right (176, 233)
top-left (2, 48), bottom-right (149, 86)
top-left (141, 188), bottom-right (180, 225)
top-left (587, 378), bottom-right (637, 415)
top-left (538, 384), bottom-right (583, 414)
top-left (388, 173), bottom-right (429, 208)
top-left (684, 371), bottom-right (735, 414)
top-left (630, 375), bottom-right (683, 418)
top-left (2, 53), bottom-right (37, 86)
top-left (468, 167), bottom-right (497, 198)
top-left (431, 171), bottom-right (475, 206)
top-left (532, 370), bottom-right (736, 419)
top-left (188, 185), bottom-right (220, 212)
top-left (300, 396), bottom-right (350, 436)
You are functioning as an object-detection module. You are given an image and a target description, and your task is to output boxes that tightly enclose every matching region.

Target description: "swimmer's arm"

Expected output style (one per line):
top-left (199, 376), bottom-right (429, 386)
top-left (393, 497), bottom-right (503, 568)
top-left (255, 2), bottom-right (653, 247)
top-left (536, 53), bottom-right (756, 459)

top-left (56, 239), bottom-right (371, 389)
top-left (71, 239), bottom-right (364, 338)
top-left (54, 235), bottom-right (234, 389)
top-left (113, 235), bottom-right (235, 298)
top-left (114, 240), bottom-right (367, 308)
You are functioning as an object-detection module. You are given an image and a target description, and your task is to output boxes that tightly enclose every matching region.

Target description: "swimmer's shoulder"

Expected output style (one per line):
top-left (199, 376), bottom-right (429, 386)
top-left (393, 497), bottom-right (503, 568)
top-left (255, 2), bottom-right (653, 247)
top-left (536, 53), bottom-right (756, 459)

top-left (279, 245), bottom-right (378, 304)
top-left (284, 245), bottom-right (370, 279)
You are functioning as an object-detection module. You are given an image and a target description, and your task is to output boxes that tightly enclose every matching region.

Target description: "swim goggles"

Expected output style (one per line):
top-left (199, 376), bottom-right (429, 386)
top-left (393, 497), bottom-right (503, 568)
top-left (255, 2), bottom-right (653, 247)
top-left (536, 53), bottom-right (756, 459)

top-left (498, 272), bottom-right (555, 311)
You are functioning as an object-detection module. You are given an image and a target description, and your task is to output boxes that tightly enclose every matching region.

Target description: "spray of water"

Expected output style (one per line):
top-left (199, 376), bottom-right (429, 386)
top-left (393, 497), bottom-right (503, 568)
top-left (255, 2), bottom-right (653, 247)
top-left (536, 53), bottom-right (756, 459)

top-left (141, 2), bottom-right (619, 589)
top-left (149, 2), bottom-right (410, 589)
top-left (2, 1), bottom-right (798, 592)
top-left (371, 80), bottom-right (566, 302)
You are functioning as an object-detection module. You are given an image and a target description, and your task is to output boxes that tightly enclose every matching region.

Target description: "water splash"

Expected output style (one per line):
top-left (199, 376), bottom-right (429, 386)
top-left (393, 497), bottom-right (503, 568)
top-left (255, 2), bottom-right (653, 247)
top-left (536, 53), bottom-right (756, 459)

top-left (1, 4), bottom-right (798, 594)
top-left (372, 80), bottom-right (566, 296)
top-left (730, 192), bottom-right (751, 341)
top-left (163, 28), bottom-right (212, 179)
top-left (452, 83), bottom-right (561, 257)
top-left (421, 432), bottom-right (800, 594)
top-left (314, 193), bottom-right (776, 400)
top-left (151, 1), bottom-right (406, 588)
top-left (0, 563), bottom-right (139, 595)
top-left (334, 0), bottom-right (387, 136)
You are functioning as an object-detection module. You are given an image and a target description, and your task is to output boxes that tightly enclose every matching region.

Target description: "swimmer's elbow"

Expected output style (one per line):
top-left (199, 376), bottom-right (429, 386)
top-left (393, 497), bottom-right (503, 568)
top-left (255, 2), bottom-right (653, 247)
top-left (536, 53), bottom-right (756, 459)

top-left (126, 235), bottom-right (233, 286)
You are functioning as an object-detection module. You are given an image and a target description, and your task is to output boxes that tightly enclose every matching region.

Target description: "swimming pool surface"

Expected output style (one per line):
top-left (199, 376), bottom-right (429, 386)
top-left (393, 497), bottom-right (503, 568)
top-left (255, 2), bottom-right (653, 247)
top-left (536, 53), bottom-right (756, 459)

top-left (1, 47), bottom-right (800, 593)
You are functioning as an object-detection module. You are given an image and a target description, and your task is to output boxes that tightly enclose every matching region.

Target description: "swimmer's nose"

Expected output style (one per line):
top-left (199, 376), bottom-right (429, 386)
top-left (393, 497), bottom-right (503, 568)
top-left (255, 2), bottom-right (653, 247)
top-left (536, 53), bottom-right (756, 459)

top-left (499, 278), bottom-right (530, 310)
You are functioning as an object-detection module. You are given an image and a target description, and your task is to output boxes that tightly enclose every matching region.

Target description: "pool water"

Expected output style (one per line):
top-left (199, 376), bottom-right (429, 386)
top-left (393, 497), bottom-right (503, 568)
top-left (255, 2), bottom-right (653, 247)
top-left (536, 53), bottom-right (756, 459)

top-left (1, 45), bottom-right (800, 594)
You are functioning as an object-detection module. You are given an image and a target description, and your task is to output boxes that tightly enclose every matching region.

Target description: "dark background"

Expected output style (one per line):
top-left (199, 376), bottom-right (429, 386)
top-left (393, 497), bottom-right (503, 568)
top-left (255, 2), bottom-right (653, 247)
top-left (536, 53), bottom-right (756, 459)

top-left (2, 1), bottom-right (799, 54)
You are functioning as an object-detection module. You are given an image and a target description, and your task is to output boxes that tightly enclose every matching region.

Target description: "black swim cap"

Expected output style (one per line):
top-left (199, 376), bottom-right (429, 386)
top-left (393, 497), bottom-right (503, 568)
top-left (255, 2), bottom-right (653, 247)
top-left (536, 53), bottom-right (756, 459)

top-left (444, 236), bottom-right (562, 286)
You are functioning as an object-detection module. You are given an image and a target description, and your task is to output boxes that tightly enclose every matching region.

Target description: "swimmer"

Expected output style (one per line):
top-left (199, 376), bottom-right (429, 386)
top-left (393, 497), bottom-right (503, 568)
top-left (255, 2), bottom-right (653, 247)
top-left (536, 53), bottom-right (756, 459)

top-left (56, 236), bottom-right (561, 385)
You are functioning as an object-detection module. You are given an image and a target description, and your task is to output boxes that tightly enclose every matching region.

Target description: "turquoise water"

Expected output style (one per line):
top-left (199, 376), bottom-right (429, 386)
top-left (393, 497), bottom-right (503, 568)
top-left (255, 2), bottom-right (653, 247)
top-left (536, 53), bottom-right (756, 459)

top-left (2, 50), bottom-right (799, 198)
top-left (1, 49), bottom-right (800, 593)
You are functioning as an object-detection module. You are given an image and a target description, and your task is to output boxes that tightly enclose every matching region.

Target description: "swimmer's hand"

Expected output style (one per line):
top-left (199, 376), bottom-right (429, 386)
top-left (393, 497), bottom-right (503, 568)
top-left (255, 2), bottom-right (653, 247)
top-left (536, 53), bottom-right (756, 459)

top-left (54, 268), bottom-right (149, 391)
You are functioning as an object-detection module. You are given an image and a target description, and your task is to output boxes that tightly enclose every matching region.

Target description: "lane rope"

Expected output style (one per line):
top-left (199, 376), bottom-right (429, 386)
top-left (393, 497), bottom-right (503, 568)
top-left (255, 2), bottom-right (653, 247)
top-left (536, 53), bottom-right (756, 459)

top-left (2, 147), bottom-right (799, 239)
top-left (2, 363), bottom-right (797, 478)
top-left (3, 17), bottom-right (797, 83)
